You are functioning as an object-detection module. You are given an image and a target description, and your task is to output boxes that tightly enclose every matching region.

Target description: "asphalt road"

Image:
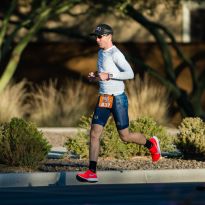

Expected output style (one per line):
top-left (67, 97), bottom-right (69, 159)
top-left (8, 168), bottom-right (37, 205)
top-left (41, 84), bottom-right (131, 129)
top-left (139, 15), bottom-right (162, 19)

top-left (1, 183), bottom-right (205, 205)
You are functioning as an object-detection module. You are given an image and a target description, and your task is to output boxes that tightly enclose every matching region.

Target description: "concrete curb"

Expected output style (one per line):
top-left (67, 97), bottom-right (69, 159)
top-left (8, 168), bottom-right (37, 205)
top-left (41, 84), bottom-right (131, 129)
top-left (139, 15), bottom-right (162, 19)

top-left (1, 169), bottom-right (205, 187)
top-left (39, 127), bottom-right (178, 134)
top-left (39, 127), bottom-right (86, 133)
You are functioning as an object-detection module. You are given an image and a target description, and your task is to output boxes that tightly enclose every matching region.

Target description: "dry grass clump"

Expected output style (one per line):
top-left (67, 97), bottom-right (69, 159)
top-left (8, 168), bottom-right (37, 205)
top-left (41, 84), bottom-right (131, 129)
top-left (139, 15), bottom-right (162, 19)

top-left (28, 80), bottom-right (61, 126)
top-left (0, 80), bottom-right (29, 123)
top-left (28, 79), bottom-right (97, 127)
top-left (60, 80), bottom-right (97, 126)
top-left (126, 74), bottom-right (170, 125)
top-left (0, 76), bottom-right (170, 127)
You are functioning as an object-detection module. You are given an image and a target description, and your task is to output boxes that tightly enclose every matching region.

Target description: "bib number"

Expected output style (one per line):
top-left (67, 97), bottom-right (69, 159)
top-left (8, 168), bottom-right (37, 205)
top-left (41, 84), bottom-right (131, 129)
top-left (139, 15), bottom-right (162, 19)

top-left (99, 95), bottom-right (113, 108)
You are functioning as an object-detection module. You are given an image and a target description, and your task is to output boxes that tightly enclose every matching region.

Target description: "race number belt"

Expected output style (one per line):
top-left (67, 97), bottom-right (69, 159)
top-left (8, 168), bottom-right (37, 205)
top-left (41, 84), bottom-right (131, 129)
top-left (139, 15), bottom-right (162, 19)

top-left (99, 94), bottom-right (114, 108)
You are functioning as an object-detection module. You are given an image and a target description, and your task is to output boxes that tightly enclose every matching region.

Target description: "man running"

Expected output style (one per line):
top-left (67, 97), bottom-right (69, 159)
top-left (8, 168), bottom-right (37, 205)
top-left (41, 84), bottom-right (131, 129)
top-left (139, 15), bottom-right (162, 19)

top-left (76, 24), bottom-right (161, 183)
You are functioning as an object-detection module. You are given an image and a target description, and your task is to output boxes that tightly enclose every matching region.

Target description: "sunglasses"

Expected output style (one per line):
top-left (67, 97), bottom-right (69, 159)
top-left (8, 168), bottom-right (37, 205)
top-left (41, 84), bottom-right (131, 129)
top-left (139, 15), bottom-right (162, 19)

top-left (95, 34), bottom-right (108, 39)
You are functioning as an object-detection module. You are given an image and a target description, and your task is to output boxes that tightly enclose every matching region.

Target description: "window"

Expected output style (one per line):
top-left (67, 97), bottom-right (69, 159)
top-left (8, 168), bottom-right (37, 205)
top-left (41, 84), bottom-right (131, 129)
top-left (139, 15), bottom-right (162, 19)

top-left (182, 2), bottom-right (205, 42)
top-left (191, 8), bottom-right (205, 42)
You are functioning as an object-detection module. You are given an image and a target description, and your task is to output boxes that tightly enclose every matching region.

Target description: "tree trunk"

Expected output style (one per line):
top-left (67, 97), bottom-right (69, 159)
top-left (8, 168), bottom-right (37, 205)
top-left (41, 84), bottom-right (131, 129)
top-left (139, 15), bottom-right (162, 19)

top-left (123, 3), bottom-right (204, 118)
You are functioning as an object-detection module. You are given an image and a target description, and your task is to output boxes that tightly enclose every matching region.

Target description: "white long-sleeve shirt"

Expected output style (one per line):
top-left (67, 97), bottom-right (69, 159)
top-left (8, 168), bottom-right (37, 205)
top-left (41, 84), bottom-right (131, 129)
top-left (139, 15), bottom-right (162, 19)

top-left (97, 45), bottom-right (134, 95)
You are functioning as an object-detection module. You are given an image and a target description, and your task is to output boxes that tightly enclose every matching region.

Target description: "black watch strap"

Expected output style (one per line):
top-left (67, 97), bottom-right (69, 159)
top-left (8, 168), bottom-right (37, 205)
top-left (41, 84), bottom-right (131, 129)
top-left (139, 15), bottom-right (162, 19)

top-left (109, 73), bottom-right (113, 79)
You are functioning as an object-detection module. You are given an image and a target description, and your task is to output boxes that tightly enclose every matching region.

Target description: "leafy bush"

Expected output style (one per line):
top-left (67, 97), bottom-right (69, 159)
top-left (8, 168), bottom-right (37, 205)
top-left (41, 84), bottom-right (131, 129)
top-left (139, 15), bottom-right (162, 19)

top-left (0, 118), bottom-right (51, 167)
top-left (100, 119), bottom-right (128, 159)
top-left (175, 117), bottom-right (205, 157)
top-left (128, 117), bottom-right (175, 156)
top-left (65, 131), bottom-right (89, 159)
top-left (65, 116), bottom-right (174, 159)
top-left (65, 116), bottom-right (90, 158)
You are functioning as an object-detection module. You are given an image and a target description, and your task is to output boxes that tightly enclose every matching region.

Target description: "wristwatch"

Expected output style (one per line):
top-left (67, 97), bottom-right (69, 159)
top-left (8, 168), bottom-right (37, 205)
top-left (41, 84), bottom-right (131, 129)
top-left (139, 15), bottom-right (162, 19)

top-left (108, 73), bottom-right (113, 79)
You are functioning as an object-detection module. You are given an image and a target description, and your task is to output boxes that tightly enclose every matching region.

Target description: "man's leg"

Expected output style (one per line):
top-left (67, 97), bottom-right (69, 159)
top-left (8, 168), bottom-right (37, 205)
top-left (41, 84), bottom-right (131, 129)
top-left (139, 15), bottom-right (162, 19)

top-left (118, 128), bottom-right (146, 145)
top-left (118, 128), bottom-right (161, 162)
top-left (112, 93), bottom-right (161, 163)
top-left (89, 124), bottom-right (104, 171)
top-left (76, 99), bottom-right (110, 183)
top-left (76, 124), bottom-right (103, 183)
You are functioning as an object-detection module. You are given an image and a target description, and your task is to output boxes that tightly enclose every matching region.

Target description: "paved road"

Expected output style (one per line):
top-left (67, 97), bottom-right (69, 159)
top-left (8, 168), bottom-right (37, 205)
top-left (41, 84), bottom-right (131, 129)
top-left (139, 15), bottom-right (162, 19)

top-left (1, 182), bottom-right (205, 205)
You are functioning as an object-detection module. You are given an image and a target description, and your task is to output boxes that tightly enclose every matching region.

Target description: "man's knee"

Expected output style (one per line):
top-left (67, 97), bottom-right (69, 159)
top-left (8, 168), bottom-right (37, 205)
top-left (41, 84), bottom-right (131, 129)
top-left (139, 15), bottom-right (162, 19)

top-left (90, 125), bottom-right (103, 140)
top-left (119, 132), bottom-right (130, 142)
top-left (90, 130), bottom-right (100, 140)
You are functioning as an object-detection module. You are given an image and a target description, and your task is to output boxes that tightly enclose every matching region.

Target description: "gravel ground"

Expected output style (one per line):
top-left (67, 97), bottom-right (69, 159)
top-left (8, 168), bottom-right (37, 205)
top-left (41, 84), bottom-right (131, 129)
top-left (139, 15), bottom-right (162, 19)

top-left (1, 156), bottom-right (205, 173)
top-left (39, 156), bottom-right (205, 172)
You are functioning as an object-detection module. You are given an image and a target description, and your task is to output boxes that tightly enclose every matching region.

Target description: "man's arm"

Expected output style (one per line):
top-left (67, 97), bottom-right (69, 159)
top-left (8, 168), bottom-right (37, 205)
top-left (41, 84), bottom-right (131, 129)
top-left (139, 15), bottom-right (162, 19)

top-left (89, 71), bottom-right (111, 81)
top-left (110, 51), bottom-right (134, 80)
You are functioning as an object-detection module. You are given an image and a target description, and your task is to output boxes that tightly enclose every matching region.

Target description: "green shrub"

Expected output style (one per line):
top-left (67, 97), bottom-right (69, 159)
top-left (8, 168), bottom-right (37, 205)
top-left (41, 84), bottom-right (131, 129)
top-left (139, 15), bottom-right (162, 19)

top-left (65, 116), bottom-right (90, 158)
top-left (128, 116), bottom-right (175, 156)
top-left (175, 117), bottom-right (205, 157)
top-left (65, 116), bottom-right (174, 159)
top-left (100, 119), bottom-right (129, 158)
top-left (0, 118), bottom-right (51, 167)
top-left (65, 131), bottom-right (89, 159)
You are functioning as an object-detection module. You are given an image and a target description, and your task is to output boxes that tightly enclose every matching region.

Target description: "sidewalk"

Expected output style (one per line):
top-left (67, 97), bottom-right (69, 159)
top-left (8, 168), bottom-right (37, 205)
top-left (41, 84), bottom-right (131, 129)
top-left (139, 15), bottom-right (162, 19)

top-left (1, 169), bottom-right (205, 187)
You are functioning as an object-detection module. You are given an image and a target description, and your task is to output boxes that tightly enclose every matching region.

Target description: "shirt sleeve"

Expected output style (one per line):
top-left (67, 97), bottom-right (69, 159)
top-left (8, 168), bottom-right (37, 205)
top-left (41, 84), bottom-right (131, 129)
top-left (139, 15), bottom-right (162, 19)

top-left (111, 51), bottom-right (134, 80)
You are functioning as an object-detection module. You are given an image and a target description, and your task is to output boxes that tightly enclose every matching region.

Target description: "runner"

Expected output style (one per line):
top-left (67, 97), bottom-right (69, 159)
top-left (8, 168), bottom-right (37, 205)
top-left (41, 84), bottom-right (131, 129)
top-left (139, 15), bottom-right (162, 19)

top-left (76, 24), bottom-right (161, 183)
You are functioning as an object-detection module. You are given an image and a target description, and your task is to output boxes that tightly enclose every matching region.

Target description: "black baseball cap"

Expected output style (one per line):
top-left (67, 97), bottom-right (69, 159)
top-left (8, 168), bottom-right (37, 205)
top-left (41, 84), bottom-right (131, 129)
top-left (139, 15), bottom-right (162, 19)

top-left (90, 24), bottom-right (113, 36)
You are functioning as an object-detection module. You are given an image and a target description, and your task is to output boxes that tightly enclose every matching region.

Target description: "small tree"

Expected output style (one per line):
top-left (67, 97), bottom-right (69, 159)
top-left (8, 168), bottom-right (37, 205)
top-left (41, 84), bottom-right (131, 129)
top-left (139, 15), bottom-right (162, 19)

top-left (0, 0), bottom-right (80, 93)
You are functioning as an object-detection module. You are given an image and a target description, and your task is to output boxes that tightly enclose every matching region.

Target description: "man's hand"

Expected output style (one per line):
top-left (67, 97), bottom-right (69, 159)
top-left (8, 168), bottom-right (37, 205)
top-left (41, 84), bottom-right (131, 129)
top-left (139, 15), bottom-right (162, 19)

top-left (98, 72), bottom-right (109, 81)
top-left (88, 72), bottom-right (110, 82)
top-left (88, 72), bottom-right (99, 82)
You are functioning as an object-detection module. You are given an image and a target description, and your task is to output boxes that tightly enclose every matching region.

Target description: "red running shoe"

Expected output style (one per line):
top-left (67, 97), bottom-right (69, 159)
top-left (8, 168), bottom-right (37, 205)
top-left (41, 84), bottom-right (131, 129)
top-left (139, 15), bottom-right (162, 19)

top-left (149, 136), bottom-right (161, 163)
top-left (76, 170), bottom-right (98, 183)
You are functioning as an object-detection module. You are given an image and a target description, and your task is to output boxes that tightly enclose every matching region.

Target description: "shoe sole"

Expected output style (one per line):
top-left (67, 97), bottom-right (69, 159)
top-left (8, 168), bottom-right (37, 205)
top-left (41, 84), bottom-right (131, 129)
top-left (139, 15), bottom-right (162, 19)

top-left (152, 136), bottom-right (161, 163)
top-left (76, 175), bottom-right (98, 183)
top-left (153, 136), bottom-right (161, 155)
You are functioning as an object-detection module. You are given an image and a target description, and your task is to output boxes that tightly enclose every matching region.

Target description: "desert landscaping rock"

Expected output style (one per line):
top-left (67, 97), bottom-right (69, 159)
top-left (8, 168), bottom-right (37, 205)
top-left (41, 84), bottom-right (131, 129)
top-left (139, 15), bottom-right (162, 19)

top-left (39, 156), bottom-right (205, 172)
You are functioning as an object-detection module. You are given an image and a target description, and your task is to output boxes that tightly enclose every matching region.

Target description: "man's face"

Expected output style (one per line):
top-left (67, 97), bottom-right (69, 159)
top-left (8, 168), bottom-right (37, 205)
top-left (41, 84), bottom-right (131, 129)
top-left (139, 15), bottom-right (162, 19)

top-left (95, 34), bottom-right (112, 49)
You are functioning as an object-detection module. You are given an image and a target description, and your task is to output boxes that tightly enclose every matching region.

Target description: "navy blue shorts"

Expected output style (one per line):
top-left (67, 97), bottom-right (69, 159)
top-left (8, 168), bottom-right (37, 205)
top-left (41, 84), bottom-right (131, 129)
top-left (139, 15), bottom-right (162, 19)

top-left (92, 92), bottom-right (129, 130)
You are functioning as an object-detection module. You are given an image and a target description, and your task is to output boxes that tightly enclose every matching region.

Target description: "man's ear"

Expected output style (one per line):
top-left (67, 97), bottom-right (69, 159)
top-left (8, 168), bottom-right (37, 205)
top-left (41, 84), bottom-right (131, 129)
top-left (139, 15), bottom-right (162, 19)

top-left (108, 35), bottom-right (112, 41)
